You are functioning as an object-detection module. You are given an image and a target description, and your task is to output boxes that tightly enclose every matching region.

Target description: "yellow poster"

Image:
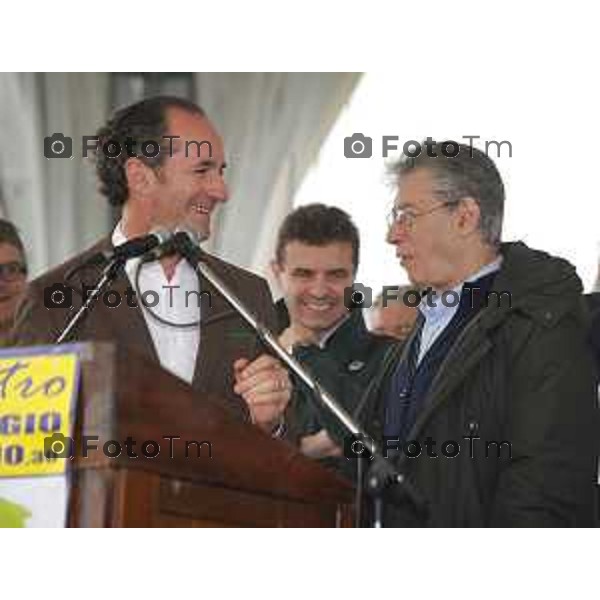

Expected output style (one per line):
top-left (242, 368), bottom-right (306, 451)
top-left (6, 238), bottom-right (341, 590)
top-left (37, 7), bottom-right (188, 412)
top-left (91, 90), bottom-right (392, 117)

top-left (0, 345), bottom-right (81, 527)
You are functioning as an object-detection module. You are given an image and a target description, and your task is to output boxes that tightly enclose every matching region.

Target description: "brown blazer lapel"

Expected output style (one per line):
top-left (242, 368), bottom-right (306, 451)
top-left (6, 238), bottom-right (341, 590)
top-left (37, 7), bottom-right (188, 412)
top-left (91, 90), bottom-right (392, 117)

top-left (72, 237), bottom-right (159, 365)
top-left (189, 253), bottom-right (265, 426)
top-left (80, 240), bottom-right (243, 390)
top-left (192, 256), bottom-right (238, 392)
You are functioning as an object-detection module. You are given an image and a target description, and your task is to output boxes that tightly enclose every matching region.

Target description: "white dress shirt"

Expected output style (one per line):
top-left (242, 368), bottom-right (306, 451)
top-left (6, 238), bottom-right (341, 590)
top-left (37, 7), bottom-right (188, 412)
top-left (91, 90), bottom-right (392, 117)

top-left (417, 257), bottom-right (503, 364)
top-left (112, 223), bottom-right (200, 384)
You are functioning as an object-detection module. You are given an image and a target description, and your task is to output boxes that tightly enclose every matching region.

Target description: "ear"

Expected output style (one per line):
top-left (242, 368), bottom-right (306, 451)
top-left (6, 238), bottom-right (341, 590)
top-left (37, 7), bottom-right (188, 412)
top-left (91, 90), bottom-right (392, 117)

top-left (125, 158), bottom-right (157, 198)
top-left (455, 197), bottom-right (481, 238)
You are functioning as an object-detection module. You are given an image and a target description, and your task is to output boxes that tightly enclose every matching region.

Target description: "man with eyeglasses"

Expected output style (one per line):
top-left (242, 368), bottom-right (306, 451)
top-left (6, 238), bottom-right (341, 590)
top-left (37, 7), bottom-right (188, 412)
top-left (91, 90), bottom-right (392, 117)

top-left (354, 142), bottom-right (598, 527)
top-left (0, 219), bottom-right (27, 345)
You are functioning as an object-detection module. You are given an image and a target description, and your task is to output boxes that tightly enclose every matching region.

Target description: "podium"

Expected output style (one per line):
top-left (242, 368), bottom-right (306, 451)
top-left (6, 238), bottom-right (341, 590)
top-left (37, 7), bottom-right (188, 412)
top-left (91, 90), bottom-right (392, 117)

top-left (67, 343), bottom-right (354, 527)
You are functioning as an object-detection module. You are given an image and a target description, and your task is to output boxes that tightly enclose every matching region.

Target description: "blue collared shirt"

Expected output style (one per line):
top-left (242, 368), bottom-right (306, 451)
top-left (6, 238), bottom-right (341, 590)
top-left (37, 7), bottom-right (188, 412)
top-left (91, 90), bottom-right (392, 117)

top-left (417, 257), bottom-right (503, 364)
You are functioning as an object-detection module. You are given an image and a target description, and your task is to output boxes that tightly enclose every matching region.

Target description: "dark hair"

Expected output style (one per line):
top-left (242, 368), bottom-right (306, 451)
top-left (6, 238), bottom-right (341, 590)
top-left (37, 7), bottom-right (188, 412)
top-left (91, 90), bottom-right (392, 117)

top-left (389, 142), bottom-right (505, 246)
top-left (94, 95), bottom-right (206, 207)
top-left (275, 203), bottom-right (360, 272)
top-left (0, 218), bottom-right (26, 263)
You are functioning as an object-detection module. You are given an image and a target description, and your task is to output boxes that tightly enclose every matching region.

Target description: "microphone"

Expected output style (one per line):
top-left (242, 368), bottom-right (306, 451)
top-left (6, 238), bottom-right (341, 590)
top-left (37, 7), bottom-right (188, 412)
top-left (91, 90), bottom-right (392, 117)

top-left (55, 228), bottom-right (172, 344)
top-left (112, 228), bottom-right (173, 261)
top-left (173, 228), bottom-right (204, 264)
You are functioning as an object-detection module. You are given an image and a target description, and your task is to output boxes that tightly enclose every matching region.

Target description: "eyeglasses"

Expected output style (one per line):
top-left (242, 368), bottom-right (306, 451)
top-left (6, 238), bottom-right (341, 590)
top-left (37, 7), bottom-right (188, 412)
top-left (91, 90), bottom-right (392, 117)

top-left (387, 201), bottom-right (457, 231)
top-left (0, 261), bottom-right (27, 282)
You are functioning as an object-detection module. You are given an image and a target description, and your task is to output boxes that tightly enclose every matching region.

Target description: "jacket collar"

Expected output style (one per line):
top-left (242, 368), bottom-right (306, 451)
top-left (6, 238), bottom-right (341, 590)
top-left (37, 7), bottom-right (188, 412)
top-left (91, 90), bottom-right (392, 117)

top-left (360, 242), bottom-right (584, 443)
top-left (67, 235), bottom-right (241, 390)
top-left (411, 241), bottom-right (583, 436)
top-left (274, 298), bottom-right (374, 354)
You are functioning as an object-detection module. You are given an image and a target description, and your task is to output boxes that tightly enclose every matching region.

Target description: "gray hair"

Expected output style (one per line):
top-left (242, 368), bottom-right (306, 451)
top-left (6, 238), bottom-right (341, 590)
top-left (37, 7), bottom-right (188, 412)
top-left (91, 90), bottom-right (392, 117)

top-left (389, 142), bottom-right (505, 246)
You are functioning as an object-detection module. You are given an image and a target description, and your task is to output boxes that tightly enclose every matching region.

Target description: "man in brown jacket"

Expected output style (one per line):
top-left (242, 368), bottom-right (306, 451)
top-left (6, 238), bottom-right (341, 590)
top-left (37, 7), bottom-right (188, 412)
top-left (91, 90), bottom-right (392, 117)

top-left (13, 96), bottom-right (290, 434)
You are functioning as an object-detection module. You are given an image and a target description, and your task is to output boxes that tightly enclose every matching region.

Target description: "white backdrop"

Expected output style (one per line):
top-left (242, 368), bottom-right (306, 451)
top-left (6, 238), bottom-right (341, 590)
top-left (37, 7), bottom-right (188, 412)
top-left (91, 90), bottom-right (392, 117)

top-left (194, 72), bottom-right (360, 278)
top-left (0, 72), bottom-right (110, 276)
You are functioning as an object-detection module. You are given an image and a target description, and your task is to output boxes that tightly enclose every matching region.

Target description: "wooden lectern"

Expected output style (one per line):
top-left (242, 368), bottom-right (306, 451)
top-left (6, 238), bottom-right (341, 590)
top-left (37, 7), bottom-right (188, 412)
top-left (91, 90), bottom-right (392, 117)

top-left (67, 343), bottom-right (354, 527)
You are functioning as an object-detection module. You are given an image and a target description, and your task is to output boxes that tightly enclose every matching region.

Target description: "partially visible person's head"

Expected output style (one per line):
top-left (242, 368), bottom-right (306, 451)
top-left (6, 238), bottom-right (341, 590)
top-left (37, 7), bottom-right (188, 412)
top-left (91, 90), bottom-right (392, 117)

top-left (94, 95), bottom-right (228, 240)
top-left (367, 286), bottom-right (418, 341)
top-left (272, 204), bottom-right (359, 336)
top-left (0, 219), bottom-right (28, 333)
top-left (387, 142), bottom-right (504, 290)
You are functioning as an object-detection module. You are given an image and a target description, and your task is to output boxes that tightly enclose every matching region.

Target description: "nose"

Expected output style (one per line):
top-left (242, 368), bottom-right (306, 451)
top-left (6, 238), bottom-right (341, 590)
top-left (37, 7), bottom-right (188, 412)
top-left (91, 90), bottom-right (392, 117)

top-left (307, 275), bottom-right (331, 298)
top-left (206, 172), bottom-right (229, 204)
top-left (387, 221), bottom-right (407, 246)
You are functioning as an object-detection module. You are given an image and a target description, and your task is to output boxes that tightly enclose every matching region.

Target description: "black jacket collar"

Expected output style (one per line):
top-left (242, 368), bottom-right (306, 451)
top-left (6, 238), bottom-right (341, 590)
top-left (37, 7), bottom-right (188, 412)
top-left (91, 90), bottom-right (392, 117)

top-left (274, 298), bottom-right (377, 353)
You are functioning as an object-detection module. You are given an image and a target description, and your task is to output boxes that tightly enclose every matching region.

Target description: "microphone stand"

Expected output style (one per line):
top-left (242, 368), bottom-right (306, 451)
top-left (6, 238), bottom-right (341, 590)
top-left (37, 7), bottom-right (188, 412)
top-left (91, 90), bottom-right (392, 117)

top-left (186, 248), bottom-right (369, 439)
top-left (176, 235), bottom-right (426, 527)
top-left (56, 230), bottom-right (173, 344)
top-left (55, 256), bottom-right (124, 344)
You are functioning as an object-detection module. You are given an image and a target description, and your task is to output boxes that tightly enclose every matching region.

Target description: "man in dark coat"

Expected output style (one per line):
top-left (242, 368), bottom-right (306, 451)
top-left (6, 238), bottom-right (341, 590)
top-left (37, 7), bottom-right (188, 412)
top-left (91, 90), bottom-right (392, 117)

top-left (352, 142), bottom-right (598, 527)
top-left (12, 96), bottom-right (291, 434)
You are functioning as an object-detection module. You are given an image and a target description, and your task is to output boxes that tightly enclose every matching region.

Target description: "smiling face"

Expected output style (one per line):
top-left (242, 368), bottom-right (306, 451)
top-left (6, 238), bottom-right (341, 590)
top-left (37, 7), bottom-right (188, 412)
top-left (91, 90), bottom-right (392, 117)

top-left (273, 241), bottom-right (354, 337)
top-left (129, 108), bottom-right (228, 240)
top-left (387, 168), bottom-right (467, 290)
